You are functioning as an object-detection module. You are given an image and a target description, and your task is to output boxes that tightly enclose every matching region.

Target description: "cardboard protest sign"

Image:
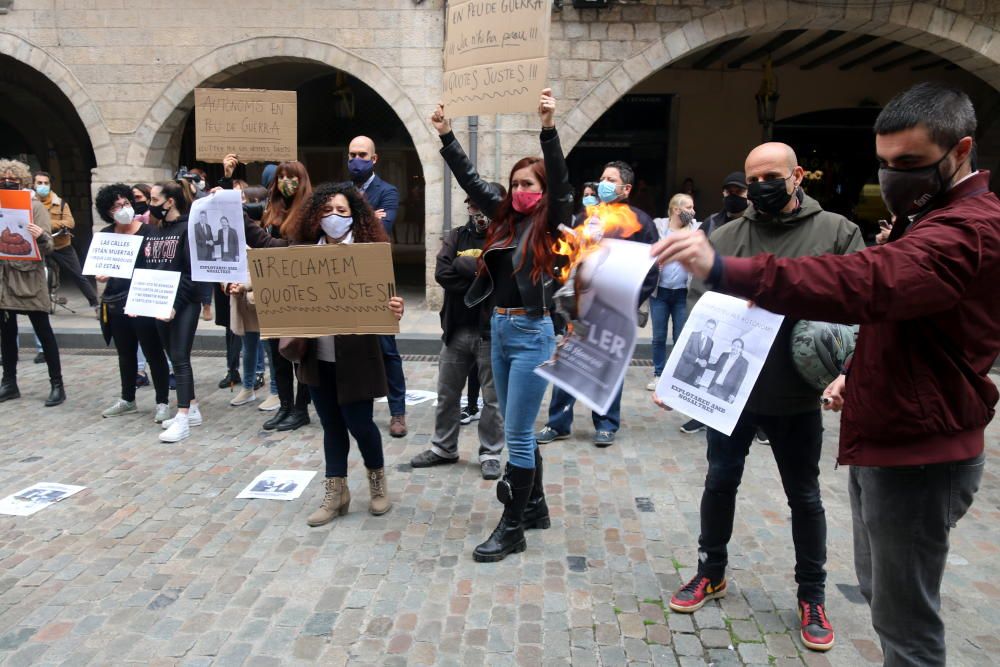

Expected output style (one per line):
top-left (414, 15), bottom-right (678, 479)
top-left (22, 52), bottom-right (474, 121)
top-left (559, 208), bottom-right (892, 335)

top-left (247, 243), bottom-right (399, 337)
top-left (656, 292), bottom-right (784, 436)
top-left (535, 240), bottom-right (654, 415)
top-left (124, 269), bottom-right (181, 319)
top-left (194, 88), bottom-right (297, 163)
top-left (443, 0), bottom-right (550, 116)
top-left (82, 232), bottom-right (144, 279)
top-left (188, 189), bottom-right (248, 283)
top-left (0, 190), bottom-right (41, 262)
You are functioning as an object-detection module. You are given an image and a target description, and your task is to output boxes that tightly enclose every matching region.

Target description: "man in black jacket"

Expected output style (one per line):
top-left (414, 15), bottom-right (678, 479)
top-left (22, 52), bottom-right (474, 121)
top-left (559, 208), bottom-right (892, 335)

top-left (410, 191), bottom-right (506, 479)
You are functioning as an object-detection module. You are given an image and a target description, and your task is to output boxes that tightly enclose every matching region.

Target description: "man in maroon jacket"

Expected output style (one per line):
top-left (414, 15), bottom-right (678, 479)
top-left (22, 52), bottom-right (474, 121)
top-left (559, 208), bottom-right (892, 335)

top-left (652, 82), bottom-right (998, 666)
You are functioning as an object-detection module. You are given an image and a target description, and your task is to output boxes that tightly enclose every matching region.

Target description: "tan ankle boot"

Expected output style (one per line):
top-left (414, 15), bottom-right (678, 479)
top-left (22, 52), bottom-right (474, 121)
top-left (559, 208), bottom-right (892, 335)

top-left (367, 468), bottom-right (391, 515)
top-left (307, 477), bottom-right (349, 526)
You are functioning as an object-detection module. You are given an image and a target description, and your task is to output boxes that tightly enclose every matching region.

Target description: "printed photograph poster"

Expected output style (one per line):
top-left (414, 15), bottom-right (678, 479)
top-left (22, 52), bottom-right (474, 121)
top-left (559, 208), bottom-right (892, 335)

top-left (194, 88), bottom-right (297, 163)
top-left (0, 190), bottom-right (41, 262)
top-left (443, 0), bottom-right (551, 116)
top-left (188, 189), bottom-right (248, 283)
top-left (377, 390), bottom-right (437, 407)
top-left (656, 291), bottom-right (784, 436)
top-left (535, 239), bottom-right (655, 416)
top-left (247, 243), bottom-right (399, 337)
top-left (82, 232), bottom-right (145, 279)
top-left (124, 269), bottom-right (181, 319)
top-left (0, 482), bottom-right (86, 517)
top-left (237, 470), bottom-right (316, 501)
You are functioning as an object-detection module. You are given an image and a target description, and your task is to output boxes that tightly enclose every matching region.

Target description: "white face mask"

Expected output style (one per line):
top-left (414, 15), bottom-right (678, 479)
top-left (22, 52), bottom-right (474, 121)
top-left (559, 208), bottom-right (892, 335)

top-left (113, 206), bottom-right (135, 225)
top-left (320, 213), bottom-right (353, 240)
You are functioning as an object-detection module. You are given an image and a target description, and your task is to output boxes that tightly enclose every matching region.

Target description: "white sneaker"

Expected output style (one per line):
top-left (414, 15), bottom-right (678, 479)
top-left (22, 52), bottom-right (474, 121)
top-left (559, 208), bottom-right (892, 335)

top-left (230, 388), bottom-right (256, 406)
top-left (102, 399), bottom-right (137, 418)
top-left (154, 403), bottom-right (171, 423)
top-left (646, 376), bottom-right (660, 391)
top-left (161, 404), bottom-right (203, 429)
top-left (258, 394), bottom-right (281, 411)
top-left (159, 413), bottom-right (190, 442)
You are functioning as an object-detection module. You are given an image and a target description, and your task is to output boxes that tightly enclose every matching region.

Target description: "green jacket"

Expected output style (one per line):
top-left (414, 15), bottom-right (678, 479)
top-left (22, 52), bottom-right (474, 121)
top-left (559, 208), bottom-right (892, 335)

top-left (689, 190), bottom-right (865, 416)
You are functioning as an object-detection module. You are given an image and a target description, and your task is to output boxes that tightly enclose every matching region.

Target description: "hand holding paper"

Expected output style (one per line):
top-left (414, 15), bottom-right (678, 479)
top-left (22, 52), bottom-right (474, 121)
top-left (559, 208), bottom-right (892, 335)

top-left (650, 228), bottom-right (716, 280)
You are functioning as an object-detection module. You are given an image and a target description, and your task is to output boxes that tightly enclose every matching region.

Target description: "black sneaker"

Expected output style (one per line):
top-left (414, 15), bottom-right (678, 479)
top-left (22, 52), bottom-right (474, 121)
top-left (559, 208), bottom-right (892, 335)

top-left (460, 409), bottom-right (480, 425)
top-left (680, 419), bottom-right (707, 434)
top-left (480, 459), bottom-right (501, 480)
top-left (218, 369), bottom-right (241, 389)
top-left (755, 428), bottom-right (770, 445)
top-left (253, 373), bottom-right (265, 390)
top-left (410, 450), bottom-right (458, 468)
top-left (594, 431), bottom-right (615, 447)
top-left (34, 352), bottom-right (45, 364)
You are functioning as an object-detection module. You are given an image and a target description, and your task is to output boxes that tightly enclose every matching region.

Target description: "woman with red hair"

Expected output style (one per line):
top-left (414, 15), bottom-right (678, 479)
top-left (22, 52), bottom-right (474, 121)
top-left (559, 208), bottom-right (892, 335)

top-left (430, 89), bottom-right (574, 562)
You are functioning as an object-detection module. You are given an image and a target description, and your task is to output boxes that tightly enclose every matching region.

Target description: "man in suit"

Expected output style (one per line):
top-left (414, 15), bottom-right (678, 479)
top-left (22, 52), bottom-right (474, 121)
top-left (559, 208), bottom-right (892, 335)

top-left (216, 216), bottom-right (239, 262)
top-left (674, 319), bottom-right (716, 387)
top-left (348, 135), bottom-right (407, 437)
top-left (194, 210), bottom-right (214, 261)
top-left (707, 338), bottom-right (749, 403)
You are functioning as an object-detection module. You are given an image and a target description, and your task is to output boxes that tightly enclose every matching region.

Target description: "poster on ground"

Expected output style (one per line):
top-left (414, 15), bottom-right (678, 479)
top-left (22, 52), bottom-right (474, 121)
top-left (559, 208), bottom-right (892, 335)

top-left (0, 190), bottom-right (40, 262)
top-left (82, 232), bottom-right (144, 279)
top-left (124, 269), bottom-right (181, 319)
top-left (246, 243), bottom-right (399, 337)
top-left (535, 239), bottom-right (655, 416)
top-left (194, 88), bottom-right (297, 163)
top-left (443, 0), bottom-right (551, 116)
top-left (237, 470), bottom-right (316, 501)
top-left (188, 189), bottom-right (248, 283)
top-left (377, 390), bottom-right (437, 407)
top-left (655, 291), bottom-right (784, 436)
top-left (0, 483), bottom-right (86, 516)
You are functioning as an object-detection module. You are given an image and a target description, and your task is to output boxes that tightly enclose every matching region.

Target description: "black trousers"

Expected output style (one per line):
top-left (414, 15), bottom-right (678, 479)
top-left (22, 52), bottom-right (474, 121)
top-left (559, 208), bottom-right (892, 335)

top-left (156, 301), bottom-right (200, 409)
top-left (309, 361), bottom-right (383, 477)
top-left (51, 246), bottom-right (98, 306)
top-left (108, 310), bottom-right (169, 404)
top-left (698, 410), bottom-right (827, 603)
top-left (0, 310), bottom-right (61, 382)
top-left (267, 338), bottom-right (309, 409)
top-left (225, 329), bottom-right (241, 374)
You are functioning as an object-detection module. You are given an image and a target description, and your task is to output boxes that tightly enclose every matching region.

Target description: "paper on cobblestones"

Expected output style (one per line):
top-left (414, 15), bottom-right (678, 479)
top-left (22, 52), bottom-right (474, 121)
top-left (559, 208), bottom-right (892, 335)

top-left (82, 232), bottom-right (144, 279)
top-left (377, 390), bottom-right (437, 406)
top-left (124, 269), bottom-right (181, 319)
top-left (188, 189), bottom-right (248, 283)
top-left (0, 483), bottom-right (86, 516)
top-left (535, 239), bottom-right (655, 416)
top-left (656, 291), bottom-right (783, 436)
top-left (237, 470), bottom-right (316, 501)
top-left (443, 0), bottom-right (550, 116)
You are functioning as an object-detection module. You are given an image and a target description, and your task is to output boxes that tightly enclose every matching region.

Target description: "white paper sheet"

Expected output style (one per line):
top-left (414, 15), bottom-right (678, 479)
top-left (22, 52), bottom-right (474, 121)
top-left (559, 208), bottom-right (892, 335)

top-left (124, 269), bottom-right (181, 319)
top-left (0, 483), bottom-right (86, 516)
top-left (82, 232), bottom-right (145, 279)
top-left (236, 470), bottom-right (317, 501)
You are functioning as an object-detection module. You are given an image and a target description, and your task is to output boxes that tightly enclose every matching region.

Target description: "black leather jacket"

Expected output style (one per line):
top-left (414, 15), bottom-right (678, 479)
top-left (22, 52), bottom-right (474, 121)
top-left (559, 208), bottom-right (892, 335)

top-left (439, 128), bottom-right (574, 317)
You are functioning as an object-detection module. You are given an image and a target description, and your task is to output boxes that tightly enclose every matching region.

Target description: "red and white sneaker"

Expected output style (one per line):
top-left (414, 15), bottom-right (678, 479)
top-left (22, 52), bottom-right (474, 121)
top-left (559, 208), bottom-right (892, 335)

top-left (798, 600), bottom-right (835, 651)
top-left (669, 574), bottom-right (727, 613)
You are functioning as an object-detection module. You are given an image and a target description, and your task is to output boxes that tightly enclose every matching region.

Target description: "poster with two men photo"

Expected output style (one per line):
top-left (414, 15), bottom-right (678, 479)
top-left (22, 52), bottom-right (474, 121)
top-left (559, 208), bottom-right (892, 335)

top-left (187, 189), bottom-right (247, 283)
top-left (656, 291), bottom-right (784, 436)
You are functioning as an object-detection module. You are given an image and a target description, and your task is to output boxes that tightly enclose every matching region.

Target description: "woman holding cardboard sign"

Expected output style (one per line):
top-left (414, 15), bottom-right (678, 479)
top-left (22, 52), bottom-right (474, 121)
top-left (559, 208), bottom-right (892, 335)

top-left (430, 89), bottom-right (575, 562)
top-left (279, 182), bottom-right (404, 527)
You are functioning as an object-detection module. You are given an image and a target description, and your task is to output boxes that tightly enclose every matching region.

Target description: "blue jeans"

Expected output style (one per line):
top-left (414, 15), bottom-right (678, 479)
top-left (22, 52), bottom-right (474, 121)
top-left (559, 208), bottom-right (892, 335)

top-left (378, 335), bottom-right (406, 416)
top-left (546, 383), bottom-right (622, 434)
top-left (491, 312), bottom-right (555, 469)
top-left (240, 331), bottom-right (269, 390)
top-left (650, 287), bottom-right (688, 376)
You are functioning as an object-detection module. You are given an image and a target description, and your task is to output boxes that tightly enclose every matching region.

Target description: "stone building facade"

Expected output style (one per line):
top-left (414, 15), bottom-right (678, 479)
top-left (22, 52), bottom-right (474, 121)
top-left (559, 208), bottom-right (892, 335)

top-left (1, 0), bottom-right (999, 305)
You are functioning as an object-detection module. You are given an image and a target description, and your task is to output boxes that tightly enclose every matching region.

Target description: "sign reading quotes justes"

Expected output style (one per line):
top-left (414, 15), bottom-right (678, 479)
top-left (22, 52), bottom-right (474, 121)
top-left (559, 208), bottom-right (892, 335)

top-left (443, 0), bottom-right (551, 116)
top-left (247, 243), bottom-right (399, 337)
top-left (124, 269), bottom-right (182, 319)
top-left (82, 232), bottom-right (144, 279)
top-left (194, 88), bottom-right (297, 163)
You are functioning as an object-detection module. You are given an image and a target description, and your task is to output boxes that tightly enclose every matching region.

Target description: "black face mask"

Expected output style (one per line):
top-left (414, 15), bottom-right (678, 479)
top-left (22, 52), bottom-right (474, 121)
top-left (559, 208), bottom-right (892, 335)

top-left (133, 201), bottom-right (149, 215)
top-left (149, 203), bottom-right (167, 221)
top-left (0, 180), bottom-right (20, 190)
top-left (878, 144), bottom-right (961, 220)
top-left (748, 176), bottom-right (793, 216)
top-left (723, 193), bottom-right (748, 216)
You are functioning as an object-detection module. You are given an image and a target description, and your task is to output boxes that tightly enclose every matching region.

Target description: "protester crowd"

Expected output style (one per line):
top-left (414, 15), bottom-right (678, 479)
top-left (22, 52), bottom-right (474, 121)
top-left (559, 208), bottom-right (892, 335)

top-left (0, 82), bottom-right (995, 665)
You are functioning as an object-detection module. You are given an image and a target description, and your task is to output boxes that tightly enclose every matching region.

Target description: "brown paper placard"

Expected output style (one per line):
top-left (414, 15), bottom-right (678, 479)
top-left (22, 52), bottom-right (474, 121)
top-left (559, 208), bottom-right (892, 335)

top-left (247, 243), bottom-right (400, 338)
top-left (443, 0), bottom-right (550, 116)
top-left (194, 88), bottom-right (297, 163)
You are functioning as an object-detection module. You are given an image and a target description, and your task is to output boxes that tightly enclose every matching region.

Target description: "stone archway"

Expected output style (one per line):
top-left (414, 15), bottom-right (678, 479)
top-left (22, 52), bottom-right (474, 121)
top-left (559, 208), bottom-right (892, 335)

top-left (560, 2), bottom-right (1000, 150)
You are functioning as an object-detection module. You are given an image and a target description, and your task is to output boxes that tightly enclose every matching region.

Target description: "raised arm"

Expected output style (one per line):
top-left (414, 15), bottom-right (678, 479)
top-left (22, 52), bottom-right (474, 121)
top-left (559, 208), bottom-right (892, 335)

top-left (538, 88), bottom-right (574, 237)
top-left (431, 103), bottom-right (503, 219)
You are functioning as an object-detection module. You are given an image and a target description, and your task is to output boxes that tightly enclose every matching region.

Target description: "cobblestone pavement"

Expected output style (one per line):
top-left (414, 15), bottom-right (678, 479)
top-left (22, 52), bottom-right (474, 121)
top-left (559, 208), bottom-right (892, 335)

top-left (0, 354), bottom-right (996, 666)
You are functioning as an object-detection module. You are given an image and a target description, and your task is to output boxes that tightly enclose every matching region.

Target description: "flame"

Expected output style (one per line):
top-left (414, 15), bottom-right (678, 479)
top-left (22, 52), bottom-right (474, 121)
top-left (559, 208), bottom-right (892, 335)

top-left (552, 203), bottom-right (642, 282)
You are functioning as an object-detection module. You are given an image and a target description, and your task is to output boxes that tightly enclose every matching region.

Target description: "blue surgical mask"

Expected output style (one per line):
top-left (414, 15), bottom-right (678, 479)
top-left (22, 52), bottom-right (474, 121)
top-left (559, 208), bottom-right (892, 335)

top-left (320, 213), bottom-right (353, 240)
top-left (581, 195), bottom-right (598, 208)
top-left (35, 184), bottom-right (50, 198)
top-left (597, 180), bottom-right (619, 203)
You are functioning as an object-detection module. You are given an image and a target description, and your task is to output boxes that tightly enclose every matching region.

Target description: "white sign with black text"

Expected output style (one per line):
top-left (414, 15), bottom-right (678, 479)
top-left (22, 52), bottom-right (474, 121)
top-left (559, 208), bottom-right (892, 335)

top-left (82, 232), bottom-right (145, 279)
top-left (124, 269), bottom-right (181, 319)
